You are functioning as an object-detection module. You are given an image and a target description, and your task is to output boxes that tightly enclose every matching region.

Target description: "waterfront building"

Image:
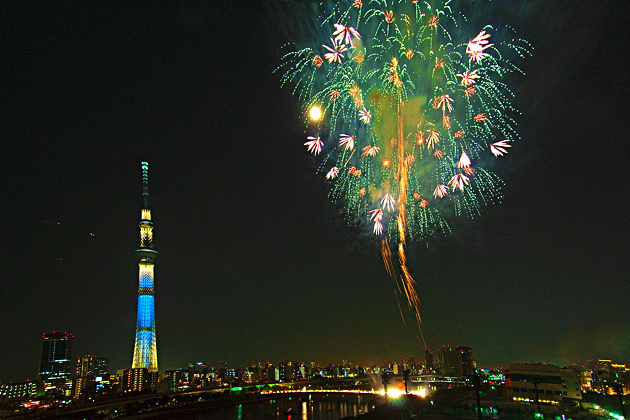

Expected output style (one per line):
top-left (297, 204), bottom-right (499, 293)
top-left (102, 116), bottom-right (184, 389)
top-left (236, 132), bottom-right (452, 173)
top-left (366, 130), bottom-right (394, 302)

top-left (131, 162), bottom-right (159, 372)
top-left (263, 364), bottom-right (276, 382)
top-left (279, 361), bottom-right (294, 382)
top-left (505, 363), bottom-right (582, 404)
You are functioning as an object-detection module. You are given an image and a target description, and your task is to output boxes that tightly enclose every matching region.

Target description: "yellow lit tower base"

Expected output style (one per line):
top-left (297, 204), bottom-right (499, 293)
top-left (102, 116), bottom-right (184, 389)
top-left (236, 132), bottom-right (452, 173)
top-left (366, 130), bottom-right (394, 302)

top-left (132, 162), bottom-right (158, 372)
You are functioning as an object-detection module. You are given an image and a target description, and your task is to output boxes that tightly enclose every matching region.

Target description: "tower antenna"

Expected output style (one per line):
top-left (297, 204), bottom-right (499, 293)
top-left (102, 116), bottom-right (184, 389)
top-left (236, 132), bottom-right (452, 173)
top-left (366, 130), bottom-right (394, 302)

top-left (141, 161), bottom-right (149, 208)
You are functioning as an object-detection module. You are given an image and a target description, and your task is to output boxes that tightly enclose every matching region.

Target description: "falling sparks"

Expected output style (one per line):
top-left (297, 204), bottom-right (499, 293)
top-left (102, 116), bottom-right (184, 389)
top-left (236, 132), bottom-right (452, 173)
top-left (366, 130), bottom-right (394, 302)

top-left (490, 140), bottom-right (512, 157)
top-left (428, 15), bottom-right (439, 30)
top-left (384, 10), bottom-right (394, 24)
top-left (457, 70), bottom-right (480, 86)
top-left (433, 184), bottom-right (448, 198)
top-left (426, 130), bottom-right (440, 149)
top-left (450, 173), bottom-right (470, 191)
top-left (370, 208), bottom-right (384, 234)
top-left (304, 136), bottom-right (323, 155)
top-left (370, 208), bottom-right (383, 221)
top-left (387, 57), bottom-right (402, 88)
top-left (359, 107), bottom-right (371, 124)
top-left (333, 23), bottom-right (361, 45)
top-left (339, 134), bottom-right (355, 150)
top-left (373, 219), bottom-right (383, 235)
top-left (361, 145), bottom-right (380, 157)
top-left (381, 193), bottom-right (395, 212)
top-left (323, 38), bottom-right (348, 63)
top-left (458, 151), bottom-right (471, 168)
top-left (432, 94), bottom-right (454, 112)
top-left (348, 166), bottom-right (361, 177)
top-left (353, 50), bottom-right (365, 65)
top-left (312, 55), bottom-right (323, 68)
top-left (349, 84), bottom-right (362, 106)
top-left (467, 30), bottom-right (493, 63)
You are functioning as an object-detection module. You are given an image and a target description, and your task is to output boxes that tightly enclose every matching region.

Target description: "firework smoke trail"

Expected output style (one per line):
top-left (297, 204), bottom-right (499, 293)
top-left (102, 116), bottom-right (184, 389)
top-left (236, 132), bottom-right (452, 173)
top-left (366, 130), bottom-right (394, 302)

top-left (277, 0), bottom-right (530, 341)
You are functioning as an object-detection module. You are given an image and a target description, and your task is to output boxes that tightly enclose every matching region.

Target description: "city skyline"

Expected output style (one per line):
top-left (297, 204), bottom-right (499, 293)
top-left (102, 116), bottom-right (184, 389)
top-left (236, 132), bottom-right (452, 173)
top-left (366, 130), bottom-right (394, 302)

top-left (25, 330), bottom-right (630, 383)
top-left (1, 1), bottom-right (629, 383)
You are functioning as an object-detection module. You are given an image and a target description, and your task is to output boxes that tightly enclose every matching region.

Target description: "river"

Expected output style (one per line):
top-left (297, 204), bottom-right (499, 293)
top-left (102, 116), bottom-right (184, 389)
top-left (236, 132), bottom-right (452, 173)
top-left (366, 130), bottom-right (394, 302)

top-left (165, 394), bottom-right (376, 420)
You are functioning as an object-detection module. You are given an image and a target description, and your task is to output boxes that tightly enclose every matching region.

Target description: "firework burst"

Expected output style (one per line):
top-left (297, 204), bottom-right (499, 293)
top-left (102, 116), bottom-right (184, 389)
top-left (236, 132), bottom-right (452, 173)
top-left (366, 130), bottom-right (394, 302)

top-left (277, 0), bottom-right (530, 341)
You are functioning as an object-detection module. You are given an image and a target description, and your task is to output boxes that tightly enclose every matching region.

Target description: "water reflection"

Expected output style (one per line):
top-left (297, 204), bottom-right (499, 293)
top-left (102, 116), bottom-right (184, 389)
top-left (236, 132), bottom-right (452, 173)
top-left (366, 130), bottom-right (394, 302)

top-left (302, 401), bottom-right (308, 420)
top-left (169, 394), bottom-right (375, 420)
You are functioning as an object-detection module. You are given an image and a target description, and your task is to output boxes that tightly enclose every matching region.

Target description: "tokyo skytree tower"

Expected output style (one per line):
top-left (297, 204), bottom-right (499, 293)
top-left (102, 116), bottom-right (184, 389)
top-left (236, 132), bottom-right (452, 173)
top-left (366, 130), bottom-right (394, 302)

top-left (132, 161), bottom-right (158, 372)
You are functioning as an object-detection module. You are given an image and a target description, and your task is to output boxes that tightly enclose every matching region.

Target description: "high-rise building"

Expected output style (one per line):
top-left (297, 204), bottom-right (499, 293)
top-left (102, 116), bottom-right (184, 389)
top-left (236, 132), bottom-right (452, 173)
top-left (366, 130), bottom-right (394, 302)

top-left (132, 162), bottom-right (158, 372)
top-left (72, 376), bottom-right (95, 400)
top-left (438, 345), bottom-right (475, 378)
top-left (122, 368), bottom-right (157, 392)
top-left (456, 346), bottom-right (474, 377)
top-left (94, 357), bottom-right (110, 376)
top-left (39, 331), bottom-right (74, 381)
top-left (425, 349), bottom-right (434, 371)
top-left (440, 345), bottom-right (464, 377)
top-left (279, 361), bottom-right (294, 382)
top-left (76, 355), bottom-right (95, 377)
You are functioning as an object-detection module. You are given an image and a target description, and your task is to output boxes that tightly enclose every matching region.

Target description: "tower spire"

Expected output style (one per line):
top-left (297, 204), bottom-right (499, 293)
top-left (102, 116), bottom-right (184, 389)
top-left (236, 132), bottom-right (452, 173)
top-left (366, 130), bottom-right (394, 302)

top-left (141, 161), bottom-right (149, 209)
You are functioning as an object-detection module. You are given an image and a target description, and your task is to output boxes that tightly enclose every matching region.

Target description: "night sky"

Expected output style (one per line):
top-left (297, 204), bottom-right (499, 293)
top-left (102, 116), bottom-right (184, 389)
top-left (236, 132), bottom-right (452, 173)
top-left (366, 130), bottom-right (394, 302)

top-left (1, 1), bottom-right (629, 383)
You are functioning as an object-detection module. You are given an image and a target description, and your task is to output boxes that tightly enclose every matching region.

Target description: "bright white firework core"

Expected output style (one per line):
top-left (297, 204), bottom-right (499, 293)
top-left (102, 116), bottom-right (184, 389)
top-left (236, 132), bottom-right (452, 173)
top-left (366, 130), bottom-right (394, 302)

top-left (309, 106), bottom-right (322, 121)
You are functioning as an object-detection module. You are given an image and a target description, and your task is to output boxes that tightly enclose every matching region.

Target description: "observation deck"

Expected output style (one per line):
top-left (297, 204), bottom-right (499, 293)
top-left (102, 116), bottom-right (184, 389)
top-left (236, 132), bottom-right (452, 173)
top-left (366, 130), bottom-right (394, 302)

top-left (135, 248), bottom-right (158, 263)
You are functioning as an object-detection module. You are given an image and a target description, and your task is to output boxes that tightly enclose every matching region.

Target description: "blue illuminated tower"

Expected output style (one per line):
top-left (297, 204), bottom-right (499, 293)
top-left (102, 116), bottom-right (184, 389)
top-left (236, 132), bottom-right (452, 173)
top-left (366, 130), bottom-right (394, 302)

top-left (132, 162), bottom-right (158, 372)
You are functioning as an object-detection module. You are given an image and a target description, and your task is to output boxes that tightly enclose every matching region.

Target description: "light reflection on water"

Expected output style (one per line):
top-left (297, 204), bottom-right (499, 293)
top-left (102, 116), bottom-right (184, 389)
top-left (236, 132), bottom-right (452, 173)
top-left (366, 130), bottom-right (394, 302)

top-left (171, 395), bottom-right (374, 420)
